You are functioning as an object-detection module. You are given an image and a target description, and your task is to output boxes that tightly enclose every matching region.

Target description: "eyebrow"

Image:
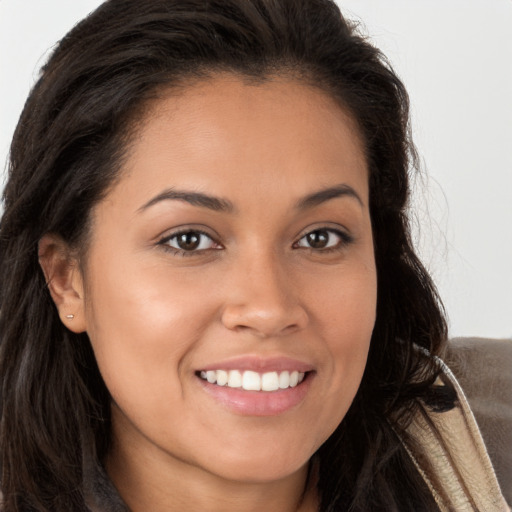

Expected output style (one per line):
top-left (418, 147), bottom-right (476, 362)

top-left (295, 184), bottom-right (363, 210)
top-left (138, 183), bottom-right (363, 214)
top-left (138, 189), bottom-right (234, 213)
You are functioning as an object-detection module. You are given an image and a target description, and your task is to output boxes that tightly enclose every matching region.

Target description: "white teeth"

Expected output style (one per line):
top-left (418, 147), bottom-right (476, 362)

top-left (216, 369), bottom-right (228, 386)
top-left (279, 371), bottom-right (290, 389)
top-left (227, 370), bottom-right (242, 388)
top-left (261, 371), bottom-right (279, 391)
top-left (199, 369), bottom-right (306, 391)
top-left (242, 371), bottom-right (261, 391)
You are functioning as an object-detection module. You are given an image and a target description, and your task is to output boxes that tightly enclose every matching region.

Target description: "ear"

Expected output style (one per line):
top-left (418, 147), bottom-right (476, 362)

top-left (38, 234), bottom-right (87, 333)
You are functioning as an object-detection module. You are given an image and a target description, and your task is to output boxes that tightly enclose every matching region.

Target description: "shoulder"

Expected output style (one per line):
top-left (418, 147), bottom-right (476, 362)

top-left (445, 337), bottom-right (512, 506)
top-left (401, 340), bottom-right (510, 511)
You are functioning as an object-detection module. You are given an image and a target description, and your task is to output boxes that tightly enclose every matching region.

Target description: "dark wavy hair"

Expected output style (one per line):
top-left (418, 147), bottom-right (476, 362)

top-left (0, 1), bottom-right (450, 510)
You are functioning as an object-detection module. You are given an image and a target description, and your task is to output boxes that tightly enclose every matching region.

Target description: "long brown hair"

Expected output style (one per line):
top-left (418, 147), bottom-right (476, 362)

top-left (1, 1), bottom-right (448, 510)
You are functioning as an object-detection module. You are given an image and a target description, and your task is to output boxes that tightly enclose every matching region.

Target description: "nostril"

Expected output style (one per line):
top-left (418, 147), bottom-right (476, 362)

top-left (221, 303), bottom-right (308, 338)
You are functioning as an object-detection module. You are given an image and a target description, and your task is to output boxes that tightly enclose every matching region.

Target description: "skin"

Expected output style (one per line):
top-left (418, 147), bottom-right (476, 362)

top-left (40, 74), bottom-right (377, 512)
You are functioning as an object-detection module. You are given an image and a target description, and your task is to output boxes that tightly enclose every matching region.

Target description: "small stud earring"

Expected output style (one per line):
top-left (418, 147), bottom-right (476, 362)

top-left (66, 314), bottom-right (75, 320)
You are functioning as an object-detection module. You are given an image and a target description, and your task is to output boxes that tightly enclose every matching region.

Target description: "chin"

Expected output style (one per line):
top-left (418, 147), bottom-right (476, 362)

top-left (198, 439), bottom-right (314, 484)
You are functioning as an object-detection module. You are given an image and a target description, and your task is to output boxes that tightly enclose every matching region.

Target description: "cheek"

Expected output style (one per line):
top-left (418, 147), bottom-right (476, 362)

top-left (82, 257), bottom-right (217, 405)
top-left (306, 260), bottom-right (376, 429)
top-left (311, 257), bottom-right (377, 345)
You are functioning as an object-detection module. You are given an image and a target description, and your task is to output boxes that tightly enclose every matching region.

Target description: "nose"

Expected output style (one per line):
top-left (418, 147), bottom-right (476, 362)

top-left (220, 250), bottom-right (309, 338)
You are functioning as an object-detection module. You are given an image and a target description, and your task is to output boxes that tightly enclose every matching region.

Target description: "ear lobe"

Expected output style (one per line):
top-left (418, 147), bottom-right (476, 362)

top-left (38, 234), bottom-right (87, 333)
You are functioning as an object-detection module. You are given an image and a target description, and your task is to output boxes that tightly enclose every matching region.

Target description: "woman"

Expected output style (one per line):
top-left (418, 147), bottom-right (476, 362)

top-left (0, 0), bottom-right (507, 511)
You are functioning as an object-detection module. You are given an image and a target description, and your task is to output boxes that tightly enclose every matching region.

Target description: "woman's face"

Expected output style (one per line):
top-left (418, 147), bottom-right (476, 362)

top-left (78, 75), bottom-right (377, 483)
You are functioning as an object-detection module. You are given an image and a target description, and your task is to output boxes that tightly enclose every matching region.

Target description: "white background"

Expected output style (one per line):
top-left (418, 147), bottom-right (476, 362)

top-left (1, 0), bottom-right (511, 339)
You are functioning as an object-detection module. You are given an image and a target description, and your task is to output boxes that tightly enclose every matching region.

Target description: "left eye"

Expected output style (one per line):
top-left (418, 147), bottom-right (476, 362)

top-left (295, 229), bottom-right (345, 250)
top-left (163, 231), bottom-right (218, 252)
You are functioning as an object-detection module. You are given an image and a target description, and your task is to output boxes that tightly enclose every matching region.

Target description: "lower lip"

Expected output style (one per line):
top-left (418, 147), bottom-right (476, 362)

top-left (198, 374), bottom-right (313, 416)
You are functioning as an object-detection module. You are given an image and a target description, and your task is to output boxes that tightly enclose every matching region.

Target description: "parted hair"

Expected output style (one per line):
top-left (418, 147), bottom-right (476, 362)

top-left (0, 1), bottom-right (449, 510)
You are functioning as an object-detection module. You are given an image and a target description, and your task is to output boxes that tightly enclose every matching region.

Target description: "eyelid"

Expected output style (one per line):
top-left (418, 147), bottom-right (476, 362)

top-left (294, 223), bottom-right (353, 241)
top-left (293, 225), bottom-right (354, 250)
top-left (154, 223), bottom-right (353, 256)
top-left (156, 224), bottom-right (220, 242)
top-left (157, 226), bottom-right (223, 255)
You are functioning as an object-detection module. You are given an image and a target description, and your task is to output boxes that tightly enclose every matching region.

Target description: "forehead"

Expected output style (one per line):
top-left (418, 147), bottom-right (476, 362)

top-left (107, 74), bottom-right (369, 212)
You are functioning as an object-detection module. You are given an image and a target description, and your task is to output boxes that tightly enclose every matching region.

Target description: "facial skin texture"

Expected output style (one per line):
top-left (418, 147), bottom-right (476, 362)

top-left (46, 75), bottom-right (377, 511)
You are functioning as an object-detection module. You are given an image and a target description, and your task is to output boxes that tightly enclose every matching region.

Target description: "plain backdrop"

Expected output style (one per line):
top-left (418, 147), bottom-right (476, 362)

top-left (1, 0), bottom-right (511, 339)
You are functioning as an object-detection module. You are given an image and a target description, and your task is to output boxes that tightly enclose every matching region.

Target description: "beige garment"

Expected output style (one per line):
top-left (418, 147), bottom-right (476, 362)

top-left (445, 337), bottom-right (512, 503)
top-left (402, 358), bottom-right (509, 512)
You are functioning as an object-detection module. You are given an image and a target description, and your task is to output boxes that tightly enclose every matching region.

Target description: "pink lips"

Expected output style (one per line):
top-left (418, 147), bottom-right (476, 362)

top-left (196, 356), bottom-right (314, 416)
top-left (199, 355), bottom-right (314, 373)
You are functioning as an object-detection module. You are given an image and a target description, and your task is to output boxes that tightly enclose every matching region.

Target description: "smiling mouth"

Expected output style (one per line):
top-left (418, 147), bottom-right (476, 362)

top-left (197, 369), bottom-right (307, 392)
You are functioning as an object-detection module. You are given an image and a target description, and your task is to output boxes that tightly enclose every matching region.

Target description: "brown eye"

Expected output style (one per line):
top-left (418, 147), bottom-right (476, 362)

top-left (306, 230), bottom-right (329, 249)
top-left (176, 232), bottom-right (201, 250)
top-left (295, 228), bottom-right (349, 251)
top-left (163, 230), bottom-right (218, 252)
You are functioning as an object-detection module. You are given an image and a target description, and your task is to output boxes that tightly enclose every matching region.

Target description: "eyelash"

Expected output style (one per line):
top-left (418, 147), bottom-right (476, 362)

top-left (158, 229), bottom-right (221, 257)
top-left (293, 228), bottom-right (354, 253)
top-left (157, 227), bottom-right (354, 257)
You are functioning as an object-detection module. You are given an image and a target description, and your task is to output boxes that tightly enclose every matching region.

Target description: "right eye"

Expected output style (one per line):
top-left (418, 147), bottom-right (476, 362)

top-left (159, 230), bottom-right (221, 254)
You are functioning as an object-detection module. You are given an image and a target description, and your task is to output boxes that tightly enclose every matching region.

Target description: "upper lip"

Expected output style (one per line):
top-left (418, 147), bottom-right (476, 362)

top-left (198, 355), bottom-right (314, 373)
